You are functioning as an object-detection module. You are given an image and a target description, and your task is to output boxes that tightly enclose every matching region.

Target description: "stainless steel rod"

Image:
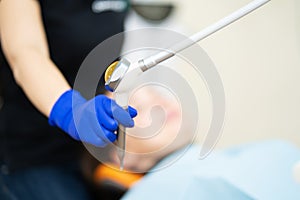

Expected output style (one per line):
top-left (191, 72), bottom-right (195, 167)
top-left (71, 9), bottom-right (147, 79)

top-left (140, 0), bottom-right (271, 71)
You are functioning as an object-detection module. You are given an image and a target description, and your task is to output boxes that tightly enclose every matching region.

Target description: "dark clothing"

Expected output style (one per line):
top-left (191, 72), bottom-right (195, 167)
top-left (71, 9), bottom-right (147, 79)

top-left (0, 161), bottom-right (92, 200)
top-left (0, 0), bottom-right (128, 172)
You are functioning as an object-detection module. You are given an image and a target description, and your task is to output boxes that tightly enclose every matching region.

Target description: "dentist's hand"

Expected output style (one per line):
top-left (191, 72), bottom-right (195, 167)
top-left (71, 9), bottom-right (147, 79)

top-left (48, 89), bottom-right (137, 147)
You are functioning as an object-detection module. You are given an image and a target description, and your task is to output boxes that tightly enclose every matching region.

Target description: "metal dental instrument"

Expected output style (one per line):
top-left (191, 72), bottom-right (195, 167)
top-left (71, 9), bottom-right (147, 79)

top-left (104, 0), bottom-right (271, 170)
top-left (104, 60), bottom-right (130, 171)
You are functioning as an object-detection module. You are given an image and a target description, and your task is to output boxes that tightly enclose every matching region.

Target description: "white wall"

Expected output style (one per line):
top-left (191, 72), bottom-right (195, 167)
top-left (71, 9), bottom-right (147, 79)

top-left (126, 0), bottom-right (300, 148)
top-left (173, 0), bottom-right (300, 148)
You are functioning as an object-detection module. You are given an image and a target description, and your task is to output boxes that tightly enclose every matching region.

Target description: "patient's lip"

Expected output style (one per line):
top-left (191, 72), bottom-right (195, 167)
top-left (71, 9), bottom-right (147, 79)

top-left (166, 109), bottom-right (179, 121)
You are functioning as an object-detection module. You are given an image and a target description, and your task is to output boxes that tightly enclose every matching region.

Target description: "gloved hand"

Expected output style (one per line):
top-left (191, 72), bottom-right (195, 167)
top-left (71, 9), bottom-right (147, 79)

top-left (49, 89), bottom-right (137, 147)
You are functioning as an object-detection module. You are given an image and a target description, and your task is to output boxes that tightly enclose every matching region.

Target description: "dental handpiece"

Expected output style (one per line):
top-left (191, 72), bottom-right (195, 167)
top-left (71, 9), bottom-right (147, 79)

top-left (104, 61), bottom-right (130, 171)
top-left (104, 0), bottom-right (271, 171)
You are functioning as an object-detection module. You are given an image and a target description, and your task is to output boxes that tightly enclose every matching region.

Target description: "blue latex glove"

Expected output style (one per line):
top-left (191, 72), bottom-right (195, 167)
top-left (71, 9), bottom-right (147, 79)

top-left (49, 89), bottom-right (137, 147)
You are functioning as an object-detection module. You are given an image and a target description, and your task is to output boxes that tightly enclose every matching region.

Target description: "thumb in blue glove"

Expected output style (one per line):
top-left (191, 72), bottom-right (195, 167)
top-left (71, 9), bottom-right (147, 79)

top-left (49, 89), bottom-right (137, 147)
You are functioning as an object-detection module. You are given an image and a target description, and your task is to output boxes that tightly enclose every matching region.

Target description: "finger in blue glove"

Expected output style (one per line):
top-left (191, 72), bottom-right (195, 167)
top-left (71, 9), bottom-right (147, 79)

top-left (49, 89), bottom-right (137, 147)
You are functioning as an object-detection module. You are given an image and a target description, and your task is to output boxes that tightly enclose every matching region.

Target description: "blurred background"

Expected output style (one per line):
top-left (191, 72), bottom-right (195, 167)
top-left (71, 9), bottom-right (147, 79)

top-left (125, 0), bottom-right (300, 148)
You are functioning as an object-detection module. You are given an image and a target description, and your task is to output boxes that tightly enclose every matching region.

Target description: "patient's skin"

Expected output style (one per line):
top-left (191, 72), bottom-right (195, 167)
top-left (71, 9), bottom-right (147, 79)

top-left (108, 87), bottom-right (193, 172)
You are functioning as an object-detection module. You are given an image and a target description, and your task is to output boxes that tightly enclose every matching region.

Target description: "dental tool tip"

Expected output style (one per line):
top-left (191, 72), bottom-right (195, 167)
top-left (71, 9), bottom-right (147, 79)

top-left (120, 160), bottom-right (124, 171)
